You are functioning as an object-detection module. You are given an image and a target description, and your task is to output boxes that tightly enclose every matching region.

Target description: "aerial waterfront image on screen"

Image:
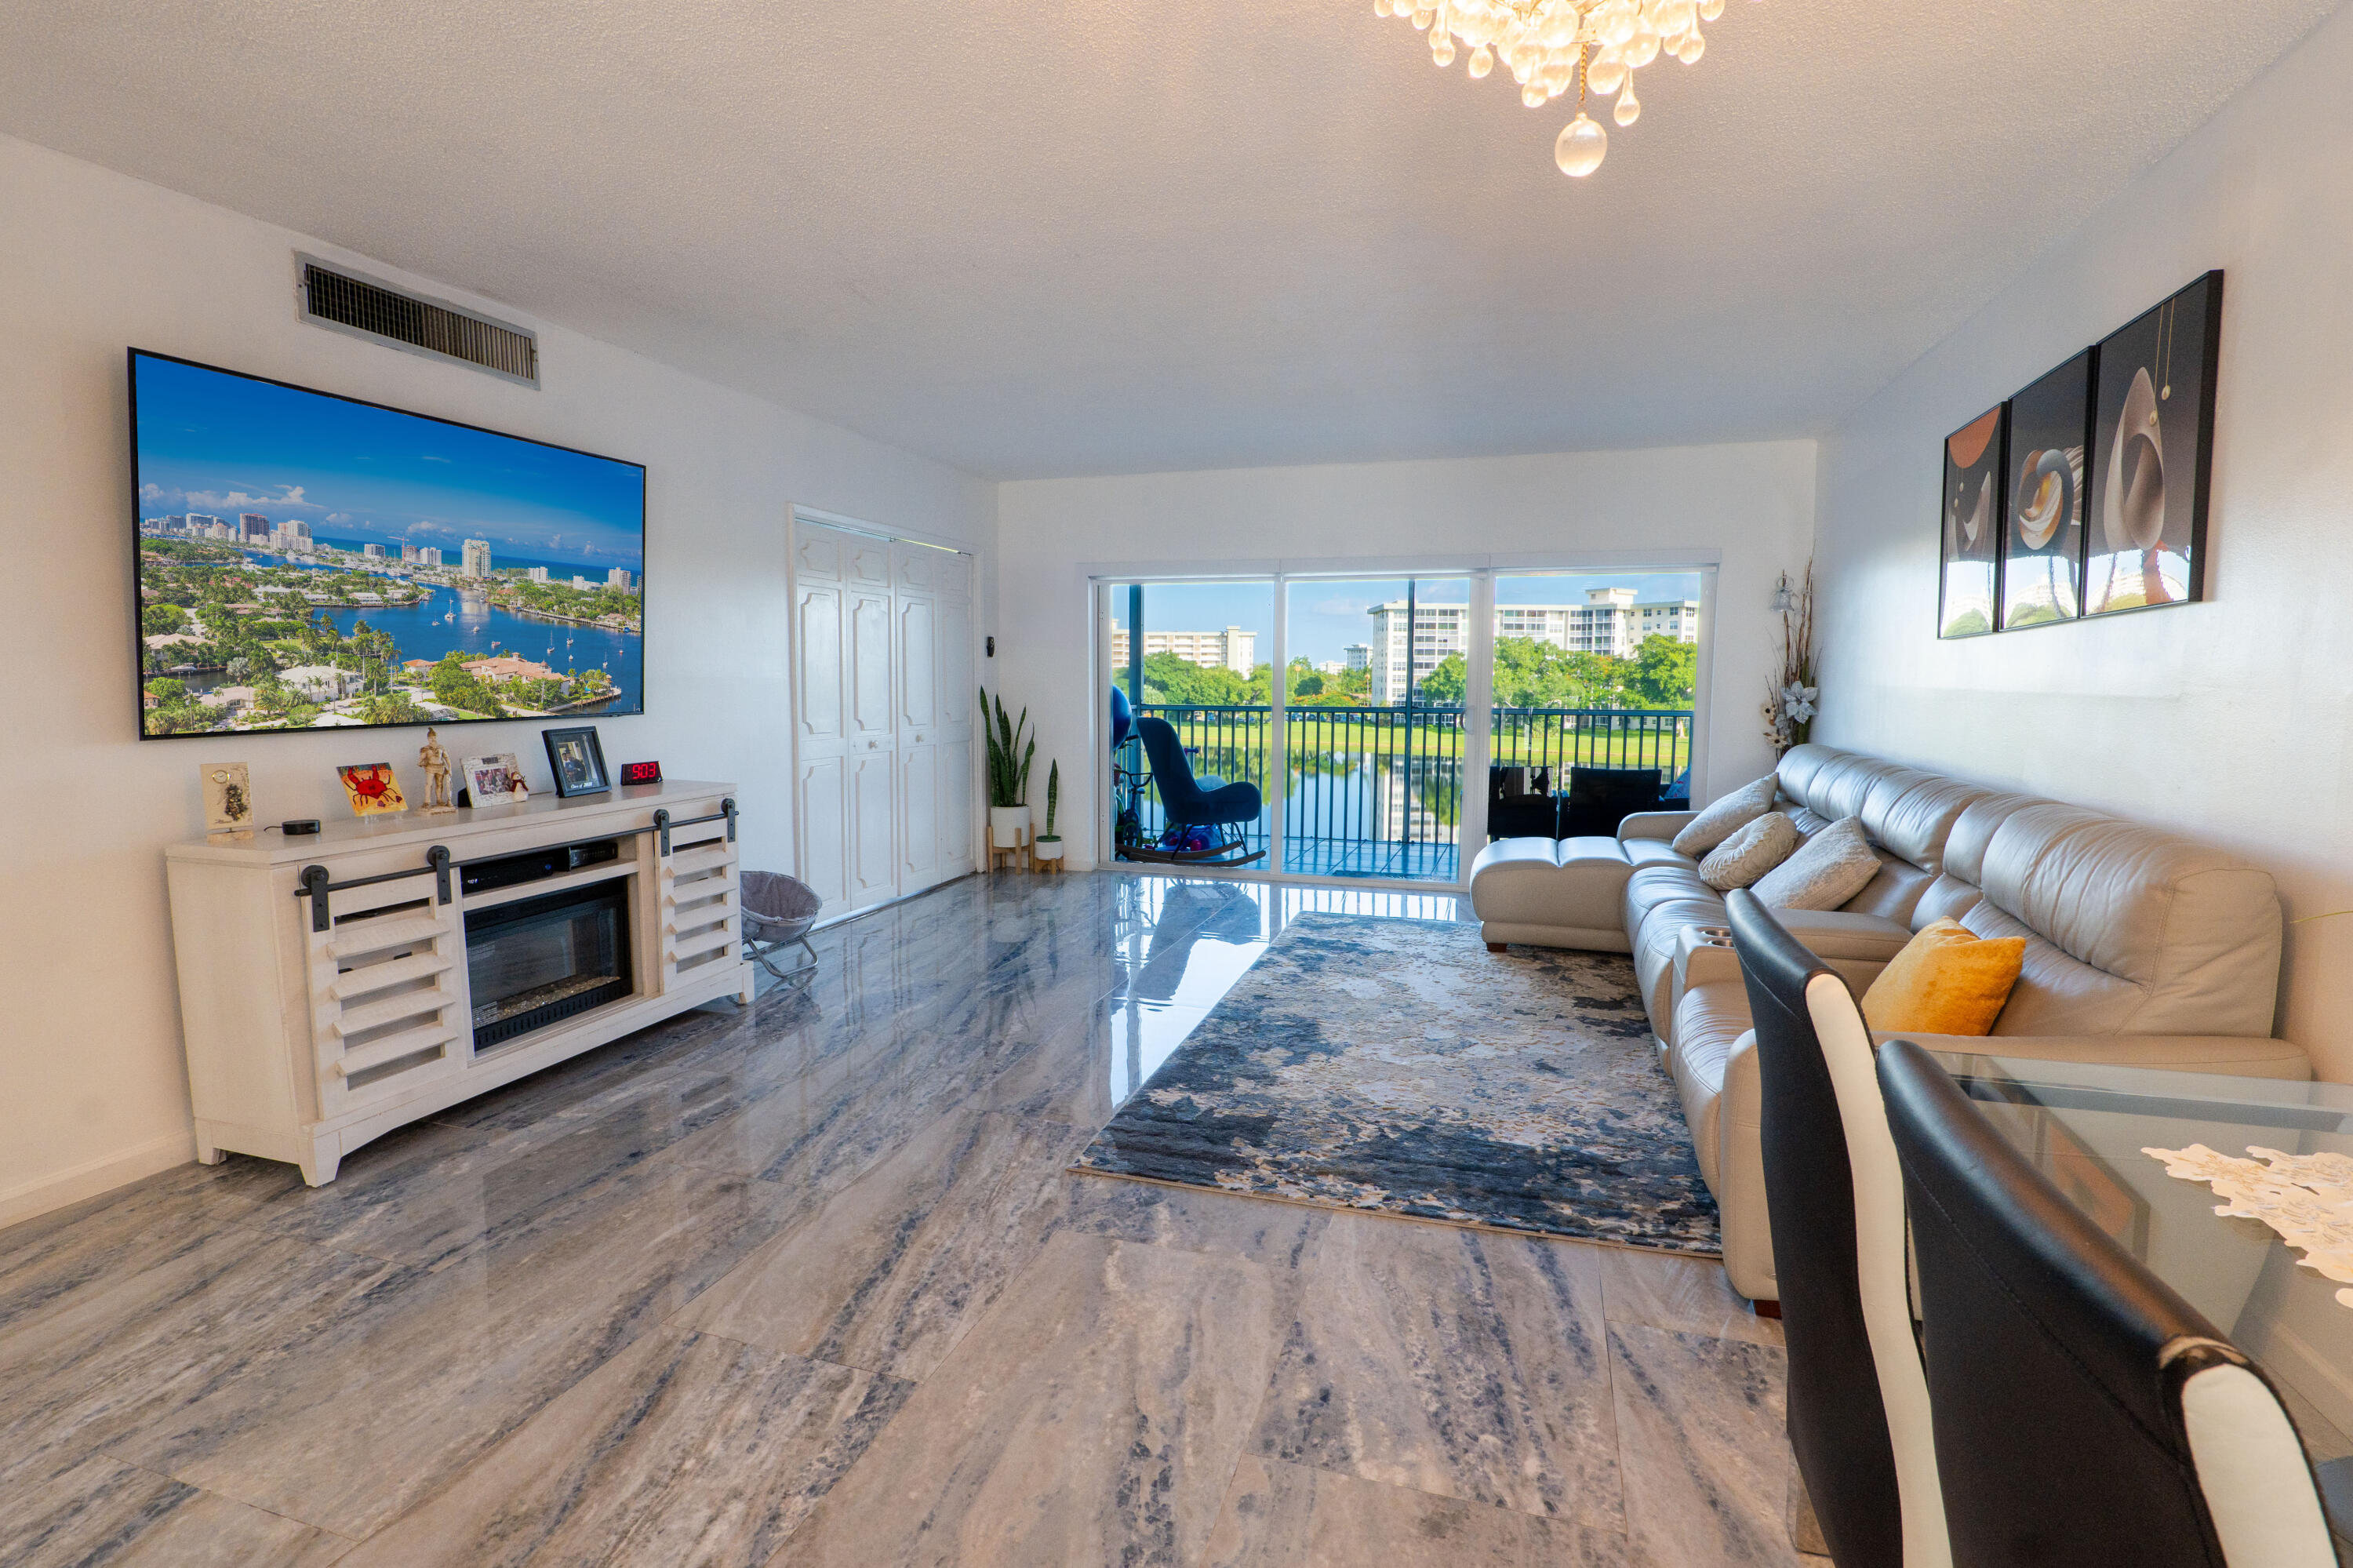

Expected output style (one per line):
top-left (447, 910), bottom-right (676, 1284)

top-left (132, 351), bottom-right (646, 738)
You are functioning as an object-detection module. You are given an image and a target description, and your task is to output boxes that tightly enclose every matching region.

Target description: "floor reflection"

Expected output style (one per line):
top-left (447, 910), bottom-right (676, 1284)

top-left (1101, 874), bottom-right (1468, 1108)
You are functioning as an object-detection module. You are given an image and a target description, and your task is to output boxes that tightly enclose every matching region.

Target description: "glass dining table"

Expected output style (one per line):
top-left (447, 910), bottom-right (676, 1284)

top-left (1935, 1051), bottom-right (2353, 1552)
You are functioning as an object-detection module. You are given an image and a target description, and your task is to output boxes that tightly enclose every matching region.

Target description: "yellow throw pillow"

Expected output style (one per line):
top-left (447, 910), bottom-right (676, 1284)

top-left (1861, 918), bottom-right (2026, 1037)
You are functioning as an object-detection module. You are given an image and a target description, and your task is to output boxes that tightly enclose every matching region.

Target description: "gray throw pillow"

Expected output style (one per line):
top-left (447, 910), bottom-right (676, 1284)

top-left (1752, 816), bottom-right (1882, 911)
top-left (1671, 774), bottom-right (1777, 857)
top-left (1698, 812), bottom-right (1800, 892)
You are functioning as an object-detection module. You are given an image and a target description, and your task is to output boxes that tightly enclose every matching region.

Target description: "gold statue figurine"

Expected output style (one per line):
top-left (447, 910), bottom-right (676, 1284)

top-left (417, 727), bottom-right (456, 814)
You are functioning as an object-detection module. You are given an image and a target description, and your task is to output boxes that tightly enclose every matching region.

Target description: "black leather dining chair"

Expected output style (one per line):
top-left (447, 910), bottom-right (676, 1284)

top-left (1727, 890), bottom-right (1948, 1568)
top-left (1876, 1040), bottom-right (2339, 1568)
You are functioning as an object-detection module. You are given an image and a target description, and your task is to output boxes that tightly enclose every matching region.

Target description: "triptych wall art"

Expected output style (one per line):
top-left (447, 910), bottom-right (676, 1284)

top-left (1938, 271), bottom-right (2222, 639)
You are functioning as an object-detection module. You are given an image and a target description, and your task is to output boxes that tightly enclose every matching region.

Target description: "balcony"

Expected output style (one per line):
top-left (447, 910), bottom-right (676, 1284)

top-left (1118, 703), bottom-right (1692, 882)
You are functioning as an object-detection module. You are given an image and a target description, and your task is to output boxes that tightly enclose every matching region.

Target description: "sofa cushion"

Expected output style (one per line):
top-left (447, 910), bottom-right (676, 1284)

top-left (1841, 857), bottom-right (1936, 926)
top-left (1974, 803), bottom-right (2284, 1038)
top-left (1623, 861), bottom-right (1719, 934)
top-left (1636, 894), bottom-right (1728, 1039)
top-left (1625, 836), bottom-right (1697, 871)
top-left (1669, 980), bottom-right (1754, 1193)
top-left (1699, 812), bottom-right (1799, 891)
top-left (1671, 774), bottom-right (1777, 857)
top-left (1865, 776), bottom-right (1986, 875)
top-left (1753, 817), bottom-right (1882, 911)
top-left (1861, 918), bottom-right (2026, 1036)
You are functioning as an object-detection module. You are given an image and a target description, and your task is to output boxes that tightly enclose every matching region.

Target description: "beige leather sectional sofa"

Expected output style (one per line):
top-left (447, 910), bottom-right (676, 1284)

top-left (1468, 742), bottom-right (2308, 1304)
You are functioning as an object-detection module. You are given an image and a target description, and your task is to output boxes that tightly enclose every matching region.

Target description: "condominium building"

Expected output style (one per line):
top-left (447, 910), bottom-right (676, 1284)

top-left (1344, 642), bottom-right (1371, 671)
top-left (527, 566), bottom-right (549, 583)
top-left (462, 538), bottom-right (493, 578)
top-left (239, 512), bottom-right (270, 541)
top-left (609, 567), bottom-right (634, 591)
top-left (416, 545), bottom-right (442, 567)
top-left (1367, 589), bottom-right (1703, 703)
top-left (1110, 624), bottom-right (1257, 675)
top-left (362, 543), bottom-right (387, 559)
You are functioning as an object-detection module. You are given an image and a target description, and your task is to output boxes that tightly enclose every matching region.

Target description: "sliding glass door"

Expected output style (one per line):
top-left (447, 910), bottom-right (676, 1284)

top-left (1100, 564), bottom-right (1706, 887)
top-left (1282, 576), bottom-right (1468, 880)
top-left (1105, 580), bottom-right (1275, 863)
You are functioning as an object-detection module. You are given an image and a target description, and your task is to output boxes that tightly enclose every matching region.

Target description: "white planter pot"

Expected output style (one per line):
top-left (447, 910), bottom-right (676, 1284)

top-left (1031, 838), bottom-right (1064, 862)
top-left (989, 806), bottom-right (1031, 845)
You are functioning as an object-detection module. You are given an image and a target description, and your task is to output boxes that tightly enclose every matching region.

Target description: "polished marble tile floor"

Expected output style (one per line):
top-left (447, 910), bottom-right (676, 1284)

top-left (0, 871), bottom-right (1823, 1567)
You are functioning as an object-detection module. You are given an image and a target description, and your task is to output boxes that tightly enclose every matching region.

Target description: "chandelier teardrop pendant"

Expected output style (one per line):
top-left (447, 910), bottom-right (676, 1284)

top-left (1375, 0), bottom-right (1765, 177)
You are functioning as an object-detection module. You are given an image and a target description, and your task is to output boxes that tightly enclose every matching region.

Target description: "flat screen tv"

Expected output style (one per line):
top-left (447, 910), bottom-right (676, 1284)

top-left (130, 349), bottom-right (646, 740)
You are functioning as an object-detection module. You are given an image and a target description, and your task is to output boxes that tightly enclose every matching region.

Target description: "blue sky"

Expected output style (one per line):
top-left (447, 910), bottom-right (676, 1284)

top-left (133, 353), bottom-right (645, 570)
top-left (1111, 572), bottom-right (1704, 665)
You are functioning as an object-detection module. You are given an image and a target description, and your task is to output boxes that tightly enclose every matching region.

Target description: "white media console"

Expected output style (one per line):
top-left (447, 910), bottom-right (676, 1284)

top-left (164, 780), bottom-right (751, 1184)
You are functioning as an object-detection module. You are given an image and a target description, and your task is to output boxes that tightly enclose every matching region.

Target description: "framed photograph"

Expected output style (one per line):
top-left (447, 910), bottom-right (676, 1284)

top-left (202, 762), bottom-right (254, 835)
top-left (2001, 350), bottom-right (2094, 629)
top-left (336, 762), bottom-right (407, 817)
top-left (2085, 271), bottom-right (2224, 615)
top-left (541, 726), bottom-right (609, 799)
top-left (1939, 402), bottom-right (2006, 638)
top-left (462, 751), bottom-right (530, 806)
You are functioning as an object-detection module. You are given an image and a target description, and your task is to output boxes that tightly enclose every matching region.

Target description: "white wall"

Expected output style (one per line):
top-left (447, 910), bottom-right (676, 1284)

top-left (996, 441), bottom-right (1817, 867)
top-left (0, 132), bottom-right (995, 1225)
top-left (1810, 4), bottom-right (2353, 1082)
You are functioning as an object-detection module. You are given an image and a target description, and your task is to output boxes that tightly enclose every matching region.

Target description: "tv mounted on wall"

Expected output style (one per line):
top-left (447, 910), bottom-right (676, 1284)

top-left (130, 349), bottom-right (646, 740)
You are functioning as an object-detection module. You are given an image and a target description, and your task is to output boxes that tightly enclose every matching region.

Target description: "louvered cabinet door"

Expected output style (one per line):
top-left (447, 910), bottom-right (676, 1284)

top-left (660, 832), bottom-right (741, 988)
top-left (305, 876), bottom-right (464, 1119)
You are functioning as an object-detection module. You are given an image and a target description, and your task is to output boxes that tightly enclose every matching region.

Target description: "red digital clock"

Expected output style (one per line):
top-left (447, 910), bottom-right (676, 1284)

top-left (620, 761), bottom-right (663, 786)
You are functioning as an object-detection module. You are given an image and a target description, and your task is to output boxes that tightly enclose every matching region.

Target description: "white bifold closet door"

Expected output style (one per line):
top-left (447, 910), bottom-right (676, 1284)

top-left (794, 518), bottom-right (976, 920)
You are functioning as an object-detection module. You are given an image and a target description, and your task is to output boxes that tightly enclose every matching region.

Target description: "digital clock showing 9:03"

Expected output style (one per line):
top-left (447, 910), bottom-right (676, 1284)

top-left (620, 761), bottom-right (663, 785)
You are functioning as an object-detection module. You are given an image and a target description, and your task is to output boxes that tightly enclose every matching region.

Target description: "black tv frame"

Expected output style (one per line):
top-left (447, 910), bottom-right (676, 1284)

top-left (128, 348), bottom-right (649, 742)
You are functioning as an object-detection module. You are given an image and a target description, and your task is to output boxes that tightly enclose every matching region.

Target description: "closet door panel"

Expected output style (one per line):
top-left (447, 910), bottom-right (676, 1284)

top-left (848, 590), bottom-right (893, 745)
top-left (897, 595), bottom-right (937, 734)
top-left (939, 737), bottom-right (975, 870)
top-left (900, 744), bottom-right (940, 887)
top-left (848, 751), bottom-right (896, 908)
top-left (797, 755), bottom-right (849, 910)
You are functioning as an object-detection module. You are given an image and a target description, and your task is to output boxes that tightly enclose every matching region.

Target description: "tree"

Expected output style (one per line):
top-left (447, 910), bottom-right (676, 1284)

top-left (144, 677), bottom-right (187, 705)
top-left (142, 602), bottom-right (189, 635)
top-left (427, 653), bottom-right (504, 718)
top-left (1418, 653), bottom-right (1468, 704)
top-left (358, 692), bottom-right (427, 726)
top-left (1627, 634), bottom-right (1697, 709)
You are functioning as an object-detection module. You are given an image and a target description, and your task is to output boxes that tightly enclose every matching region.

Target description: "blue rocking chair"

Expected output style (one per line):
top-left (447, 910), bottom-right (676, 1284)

top-left (1123, 716), bottom-right (1267, 868)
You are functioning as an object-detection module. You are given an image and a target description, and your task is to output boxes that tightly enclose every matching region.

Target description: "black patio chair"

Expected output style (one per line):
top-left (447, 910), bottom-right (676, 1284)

top-left (1125, 715), bottom-right (1267, 868)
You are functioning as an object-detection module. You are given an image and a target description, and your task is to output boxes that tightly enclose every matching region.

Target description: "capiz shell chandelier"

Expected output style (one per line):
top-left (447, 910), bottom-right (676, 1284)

top-left (1373, 0), bottom-right (1759, 177)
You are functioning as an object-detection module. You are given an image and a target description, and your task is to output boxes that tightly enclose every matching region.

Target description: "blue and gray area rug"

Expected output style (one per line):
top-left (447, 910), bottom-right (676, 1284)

top-left (1071, 912), bottom-right (1721, 1254)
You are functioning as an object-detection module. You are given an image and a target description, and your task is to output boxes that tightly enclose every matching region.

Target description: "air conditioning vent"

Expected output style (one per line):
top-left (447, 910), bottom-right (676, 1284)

top-left (298, 257), bottom-right (538, 387)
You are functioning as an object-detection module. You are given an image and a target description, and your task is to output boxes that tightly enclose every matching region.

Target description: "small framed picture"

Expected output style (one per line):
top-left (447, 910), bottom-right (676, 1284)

top-left (203, 762), bottom-right (254, 835)
top-left (336, 762), bottom-right (407, 817)
top-left (462, 752), bottom-right (530, 806)
top-left (1938, 402), bottom-right (2007, 638)
top-left (541, 726), bottom-right (610, 799)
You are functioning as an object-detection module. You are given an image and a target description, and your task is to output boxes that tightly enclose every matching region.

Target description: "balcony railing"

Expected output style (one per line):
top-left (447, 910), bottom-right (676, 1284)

top-left (1121, 704), bottom-right (1693, 882)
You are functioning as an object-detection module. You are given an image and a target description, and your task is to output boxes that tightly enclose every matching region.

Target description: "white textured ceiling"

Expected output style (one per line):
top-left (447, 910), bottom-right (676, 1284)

top-left (0, 1), bottom-right (2339, 478)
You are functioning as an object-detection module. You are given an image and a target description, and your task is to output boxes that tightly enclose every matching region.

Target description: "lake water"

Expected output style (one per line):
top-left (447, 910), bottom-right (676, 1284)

top-left (235, 551), bottom-right (641, 705)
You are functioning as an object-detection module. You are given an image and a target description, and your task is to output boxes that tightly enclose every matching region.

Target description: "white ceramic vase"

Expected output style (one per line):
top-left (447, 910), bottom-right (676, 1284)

top-left (1031, 837), bottom-right (1064, 863)
top-left (989, 806), bottom-right (1031, 846)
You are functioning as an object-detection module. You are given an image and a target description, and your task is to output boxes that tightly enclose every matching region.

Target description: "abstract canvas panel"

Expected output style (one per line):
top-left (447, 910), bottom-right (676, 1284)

top-left (2086, 271), bottom-right (2224, 615)
top-left (2002, 349), bottom-right (2093, 628)
top-left (1939, 402), bottom-right (2006, 638)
